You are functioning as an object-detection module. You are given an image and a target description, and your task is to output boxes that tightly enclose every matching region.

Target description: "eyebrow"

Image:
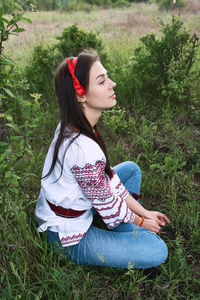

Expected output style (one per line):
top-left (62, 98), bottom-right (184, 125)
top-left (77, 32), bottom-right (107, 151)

top-left (96, 72), bottom-right (107, 80)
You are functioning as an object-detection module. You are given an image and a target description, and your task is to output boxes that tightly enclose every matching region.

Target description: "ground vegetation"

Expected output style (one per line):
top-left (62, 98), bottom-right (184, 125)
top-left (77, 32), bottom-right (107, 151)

top-left (0, 1), bottom-right (199, 299)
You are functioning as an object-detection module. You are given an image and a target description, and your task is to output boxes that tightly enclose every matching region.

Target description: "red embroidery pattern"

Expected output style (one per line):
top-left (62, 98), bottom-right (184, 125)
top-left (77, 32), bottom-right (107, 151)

top-left (115, 182), bottom-right (121, 189)
top-left (60, 232), bottom-right (86, 245)
top-left (97, 198), bottom-right (123, 220)
top-left (71, 160), bottom-right (112, 202)
top-left (109, 207), bottom-right (134, 228)
top-left (119, 188), bottom-right (129, 199)
top-left (115, 181), bottom-right (129, 198)
top-left (96, 196), bottom-right (118, 211)
top-left (71, 160), bottom-right (134, 228)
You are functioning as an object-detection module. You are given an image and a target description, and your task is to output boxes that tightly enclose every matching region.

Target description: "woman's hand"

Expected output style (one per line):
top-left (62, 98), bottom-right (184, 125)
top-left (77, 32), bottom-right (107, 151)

top-left (125, 194), bottom-right (170, 228)
top-left (142, 218), bottom-right (162, 234)
top-left (144, 210), bottom-right (170, 227)
top-left (133, 214), bottom-right (167, 234)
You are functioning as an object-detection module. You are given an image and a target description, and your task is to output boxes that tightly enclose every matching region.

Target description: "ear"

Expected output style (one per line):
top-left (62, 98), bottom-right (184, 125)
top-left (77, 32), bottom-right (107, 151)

top-left (76, 93), bottom-right (86, 103)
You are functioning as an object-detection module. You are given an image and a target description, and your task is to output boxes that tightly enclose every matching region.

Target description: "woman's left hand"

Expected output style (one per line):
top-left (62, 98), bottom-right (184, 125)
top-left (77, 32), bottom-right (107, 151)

top-left (144, 211), bottom-right (170, 226)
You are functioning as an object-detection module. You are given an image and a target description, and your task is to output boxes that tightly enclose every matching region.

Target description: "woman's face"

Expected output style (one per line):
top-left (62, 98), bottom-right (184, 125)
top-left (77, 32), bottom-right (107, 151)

top-left (84, 61), bottom-right (116, 111)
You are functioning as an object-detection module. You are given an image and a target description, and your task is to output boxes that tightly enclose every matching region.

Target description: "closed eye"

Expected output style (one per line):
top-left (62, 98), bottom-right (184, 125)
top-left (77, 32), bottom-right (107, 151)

top-left (99, 74), bottom-right (108, 85)
top-left (99, 80), bottom-right (105, 85)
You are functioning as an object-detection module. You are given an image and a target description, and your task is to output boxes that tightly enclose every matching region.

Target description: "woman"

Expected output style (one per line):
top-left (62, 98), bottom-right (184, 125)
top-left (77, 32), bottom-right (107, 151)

top-left (35, 50), bottom-right (170, 270)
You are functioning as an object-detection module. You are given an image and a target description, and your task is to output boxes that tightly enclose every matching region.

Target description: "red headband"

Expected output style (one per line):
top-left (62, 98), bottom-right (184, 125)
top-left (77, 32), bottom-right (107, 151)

top-left (65, 57), bottom-right (86, 96)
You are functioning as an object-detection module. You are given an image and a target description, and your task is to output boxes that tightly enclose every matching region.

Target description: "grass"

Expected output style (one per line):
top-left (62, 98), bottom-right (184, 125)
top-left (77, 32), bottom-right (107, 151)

top-left (1, 1), bottom-right (200, 299)
top-left (101, 106), bottom-right (200, 298)
top-left (1, 104), bottom-right (200, 299)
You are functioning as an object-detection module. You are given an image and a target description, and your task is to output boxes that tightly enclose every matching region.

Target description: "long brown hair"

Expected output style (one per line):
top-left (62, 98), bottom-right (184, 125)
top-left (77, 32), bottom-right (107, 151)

top-left (43, 50), bottom-right (113, 182)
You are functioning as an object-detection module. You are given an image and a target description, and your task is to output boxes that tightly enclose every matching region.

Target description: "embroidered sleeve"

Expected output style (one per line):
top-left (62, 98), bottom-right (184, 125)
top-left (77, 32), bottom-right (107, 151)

top-left (71, 160), bottom-right (134, 229)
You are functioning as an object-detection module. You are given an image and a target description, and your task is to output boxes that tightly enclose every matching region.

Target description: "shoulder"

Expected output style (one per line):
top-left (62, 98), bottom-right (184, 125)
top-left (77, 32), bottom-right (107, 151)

top-left (54, 124), bottom-right (100, 152)
top-left (64, 133), bottom-right (106, 168)
top-left (77, 134), bottom-right (101, 151)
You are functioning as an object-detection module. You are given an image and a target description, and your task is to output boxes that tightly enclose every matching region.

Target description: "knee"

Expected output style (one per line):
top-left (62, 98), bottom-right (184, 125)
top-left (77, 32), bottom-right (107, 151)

top-left (151, 237), bottom-right (168, 267)
top-left (126, 161), bottom-right (142, 178)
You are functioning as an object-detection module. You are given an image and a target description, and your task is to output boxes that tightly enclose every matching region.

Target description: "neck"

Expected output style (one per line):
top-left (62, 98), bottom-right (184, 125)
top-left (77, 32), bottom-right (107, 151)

top-left (84, 107), bottom-right (102, 128)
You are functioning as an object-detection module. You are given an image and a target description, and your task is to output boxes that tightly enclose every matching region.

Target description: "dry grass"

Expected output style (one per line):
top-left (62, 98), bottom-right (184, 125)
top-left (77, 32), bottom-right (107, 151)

top-left (117, 11), bottom-right (158, 37)
top-left (181, 0), bottom-right (200, 14)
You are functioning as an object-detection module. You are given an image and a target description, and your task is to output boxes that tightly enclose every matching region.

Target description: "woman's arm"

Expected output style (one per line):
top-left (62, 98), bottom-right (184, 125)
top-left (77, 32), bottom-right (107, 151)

top-left (124, 193), bottom-right (170, 233)
top-left (71, 159), bottom-right (135, 229)
top-left (124, 193), bottom-right (148, 217)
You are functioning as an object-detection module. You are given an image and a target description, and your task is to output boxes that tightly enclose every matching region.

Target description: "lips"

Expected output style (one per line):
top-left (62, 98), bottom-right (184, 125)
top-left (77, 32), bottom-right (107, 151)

top-left (109, 93), bottom-right (116, 99)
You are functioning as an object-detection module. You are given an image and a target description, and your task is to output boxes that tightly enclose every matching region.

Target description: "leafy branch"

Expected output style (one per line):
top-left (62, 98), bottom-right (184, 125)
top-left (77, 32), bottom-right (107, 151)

top-left (0, 5), bottom-right (32, 141)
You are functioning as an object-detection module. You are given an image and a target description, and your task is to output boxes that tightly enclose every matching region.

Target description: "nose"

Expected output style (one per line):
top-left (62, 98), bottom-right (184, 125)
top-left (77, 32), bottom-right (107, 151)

top-left (109, 78), bottom-right (116, 89)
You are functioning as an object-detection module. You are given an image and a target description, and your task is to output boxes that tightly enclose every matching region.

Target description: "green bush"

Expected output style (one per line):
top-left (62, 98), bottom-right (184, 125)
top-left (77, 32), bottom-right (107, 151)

top-left (0, 0), bottom-right (21, 14)
top-left (112, 0), bottom-right (130, 7)
top-left (130, 0), bottom-right (148, 2)
top-left (0, 5), bottom-right (32, 141)
top-left (25, 25), bottom-right (107, 99)
top-left (34, 0), bottom-right (131, 11)
top-left (55, 24), bottom-right (107, 61)
top-left (129, 17), bottom-right (200, 108)
top-left (61, 0), bottom-right (93, 12)
top-left (0, 4), bottom-right (43, 248)
top-left (25, 43), bottom-right (61, 98)
top-left (0, 0), bottom-right (36, 13)
top-left (36, 0), bottom-right (54, 10)
top-left (155, 0), bottom-right (186, 9)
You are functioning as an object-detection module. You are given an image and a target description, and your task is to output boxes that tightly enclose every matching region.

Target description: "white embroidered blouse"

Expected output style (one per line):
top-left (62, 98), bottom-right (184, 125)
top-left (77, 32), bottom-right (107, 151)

top-left (35, 124), bottom-right (135, 247)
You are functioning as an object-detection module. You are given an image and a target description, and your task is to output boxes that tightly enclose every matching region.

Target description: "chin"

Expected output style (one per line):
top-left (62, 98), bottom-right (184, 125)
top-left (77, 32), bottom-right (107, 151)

top-left (110, 100), bottom-right (117, 107)
top-left (103, 100), bottom-right (117, 110)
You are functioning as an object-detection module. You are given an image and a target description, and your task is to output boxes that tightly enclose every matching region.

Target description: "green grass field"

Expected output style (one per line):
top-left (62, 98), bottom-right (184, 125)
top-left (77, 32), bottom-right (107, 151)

top-left (1, 1), bottom-right (200, 299)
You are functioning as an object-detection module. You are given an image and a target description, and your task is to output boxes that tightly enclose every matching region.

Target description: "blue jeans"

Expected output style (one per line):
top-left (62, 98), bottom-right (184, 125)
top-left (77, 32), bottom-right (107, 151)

top-left (47, 161), bottom-right (168, 269)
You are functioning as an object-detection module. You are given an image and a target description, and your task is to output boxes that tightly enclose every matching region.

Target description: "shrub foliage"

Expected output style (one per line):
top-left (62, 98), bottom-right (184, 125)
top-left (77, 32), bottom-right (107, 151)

top-left (155, 0), bottom-right (186, 9)
top-left (0, 3), bottom-right (42, 233)
top-left (130, 17), bottom-right (200, 107)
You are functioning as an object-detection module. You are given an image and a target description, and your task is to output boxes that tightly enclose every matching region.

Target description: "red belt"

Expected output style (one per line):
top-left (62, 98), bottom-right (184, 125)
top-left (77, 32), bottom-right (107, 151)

top-left (131, 192), bottom-right (140, 200)
top-left (46, 199), bottom-right (86, 218)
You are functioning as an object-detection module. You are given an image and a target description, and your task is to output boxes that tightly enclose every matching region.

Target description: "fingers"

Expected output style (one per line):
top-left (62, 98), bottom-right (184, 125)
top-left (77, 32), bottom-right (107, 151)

top-left (150, 225), bottom-right (160, 234)
top-left (157, 212), bottom-right (171, 224)
top-left (160, 213), bottom-right (170, 224)
top-left (154, 223), bottom-right (161, 233)
top-left (143, 219), bottom-right (161, 233)
top-left (147, 211), bottom-right (170, 226)
top-left (163, 214), bottom-right (170, 224)
top-left (152, 227), bottom-right (160, 234)
top-left (157, 218), bottom-right (165, 226)
top-left (142, 212), bottom-right (170, 233)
